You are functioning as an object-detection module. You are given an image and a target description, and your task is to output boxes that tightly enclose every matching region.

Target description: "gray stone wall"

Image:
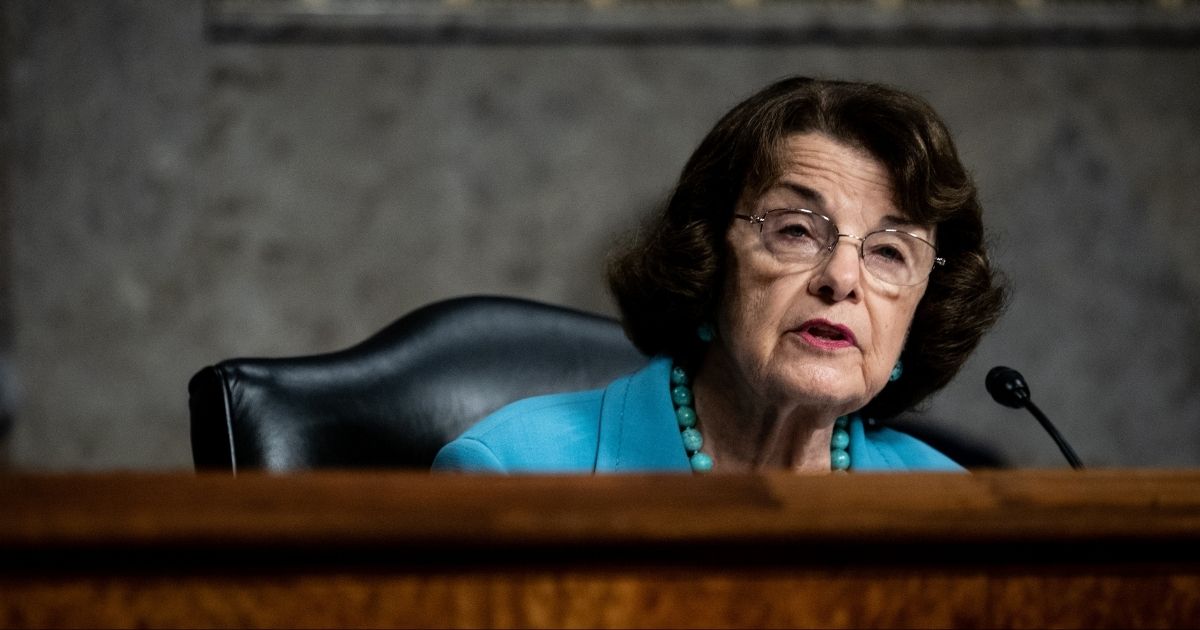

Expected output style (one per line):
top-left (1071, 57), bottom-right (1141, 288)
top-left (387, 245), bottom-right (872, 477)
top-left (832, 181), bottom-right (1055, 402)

top-left (0, 3), bottom-right (12, 463)
top-left (3, 0), bottom-right (1198, 470)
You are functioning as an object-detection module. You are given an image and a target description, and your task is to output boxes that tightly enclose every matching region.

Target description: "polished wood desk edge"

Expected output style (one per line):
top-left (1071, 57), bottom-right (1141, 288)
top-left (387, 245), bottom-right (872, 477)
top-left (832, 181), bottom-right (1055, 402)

top-left (4, 469), bottom-right (1200, 552)
top-left (5, 472), bottom-right (1200, 630)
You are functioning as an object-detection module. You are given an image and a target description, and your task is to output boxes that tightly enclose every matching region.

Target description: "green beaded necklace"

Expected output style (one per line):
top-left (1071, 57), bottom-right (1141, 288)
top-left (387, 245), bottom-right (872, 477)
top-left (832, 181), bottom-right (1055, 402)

top-left (669, 363), bottom-right (851, 473)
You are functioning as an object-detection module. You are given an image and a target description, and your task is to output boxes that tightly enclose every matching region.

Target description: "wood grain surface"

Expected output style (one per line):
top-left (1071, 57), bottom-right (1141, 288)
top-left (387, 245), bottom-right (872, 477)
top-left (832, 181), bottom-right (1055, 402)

top-left (3, 470), bottom-right (1199, 628)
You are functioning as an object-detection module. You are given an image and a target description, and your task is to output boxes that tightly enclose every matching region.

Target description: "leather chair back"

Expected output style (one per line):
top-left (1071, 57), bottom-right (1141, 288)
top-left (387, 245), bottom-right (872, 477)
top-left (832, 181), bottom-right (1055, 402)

top-left (188, 296), bottom-right (648, 472)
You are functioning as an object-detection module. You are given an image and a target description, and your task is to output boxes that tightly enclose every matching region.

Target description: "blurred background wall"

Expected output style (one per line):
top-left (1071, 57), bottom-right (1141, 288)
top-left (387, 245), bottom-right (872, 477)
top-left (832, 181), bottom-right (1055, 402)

top-left (1, 0), bottom-right (1198, 470)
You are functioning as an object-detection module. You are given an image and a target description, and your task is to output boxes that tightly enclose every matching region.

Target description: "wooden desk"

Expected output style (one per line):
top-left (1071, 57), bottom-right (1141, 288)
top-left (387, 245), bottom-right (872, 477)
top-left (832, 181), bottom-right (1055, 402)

top-left (3, 470), bottom-right (1199, 628)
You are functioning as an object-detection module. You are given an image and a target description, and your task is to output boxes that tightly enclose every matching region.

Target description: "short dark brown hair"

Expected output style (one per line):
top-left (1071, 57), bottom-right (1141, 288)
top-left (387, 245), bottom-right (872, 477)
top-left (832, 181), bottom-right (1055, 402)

top-left (607, 76), bottom-right (1008, 419)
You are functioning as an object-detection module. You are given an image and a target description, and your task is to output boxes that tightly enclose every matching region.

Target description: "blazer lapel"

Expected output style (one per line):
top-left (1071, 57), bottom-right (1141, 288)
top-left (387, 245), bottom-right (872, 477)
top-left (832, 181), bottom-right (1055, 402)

top-left (594, 357), bottom-right (691, 472)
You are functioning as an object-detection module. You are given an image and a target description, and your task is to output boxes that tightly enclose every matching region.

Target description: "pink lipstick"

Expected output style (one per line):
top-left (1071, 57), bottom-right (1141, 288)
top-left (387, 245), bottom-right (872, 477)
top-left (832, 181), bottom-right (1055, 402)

top-left (794, 319), bottom-right (857, 350)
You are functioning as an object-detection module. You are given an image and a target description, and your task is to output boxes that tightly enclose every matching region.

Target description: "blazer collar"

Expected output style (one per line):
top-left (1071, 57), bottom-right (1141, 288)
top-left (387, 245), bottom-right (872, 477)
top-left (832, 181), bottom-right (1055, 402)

top-left (594, 356), bottom-right (691, 472)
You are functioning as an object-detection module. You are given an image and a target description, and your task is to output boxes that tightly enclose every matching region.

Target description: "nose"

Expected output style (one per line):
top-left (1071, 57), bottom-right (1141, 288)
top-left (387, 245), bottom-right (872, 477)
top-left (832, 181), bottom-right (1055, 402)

top-left (808, 237), bottom-right (862, 301)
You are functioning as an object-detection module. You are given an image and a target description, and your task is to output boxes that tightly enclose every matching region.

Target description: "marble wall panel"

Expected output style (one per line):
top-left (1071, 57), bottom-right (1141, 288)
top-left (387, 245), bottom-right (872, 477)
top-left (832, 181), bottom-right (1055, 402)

top-left (3, 1), bottom-right (1198, 469)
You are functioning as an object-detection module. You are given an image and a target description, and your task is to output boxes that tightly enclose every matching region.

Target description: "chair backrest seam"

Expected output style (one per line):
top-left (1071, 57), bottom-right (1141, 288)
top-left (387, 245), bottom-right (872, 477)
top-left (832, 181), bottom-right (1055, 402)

top-left (216, 365), bottom-right (239, 475)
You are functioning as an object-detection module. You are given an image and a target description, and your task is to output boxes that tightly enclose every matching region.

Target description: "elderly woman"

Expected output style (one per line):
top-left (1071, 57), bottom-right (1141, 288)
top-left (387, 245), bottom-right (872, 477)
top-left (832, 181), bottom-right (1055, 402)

top-left (433, 76), bottom-right (1006, 473)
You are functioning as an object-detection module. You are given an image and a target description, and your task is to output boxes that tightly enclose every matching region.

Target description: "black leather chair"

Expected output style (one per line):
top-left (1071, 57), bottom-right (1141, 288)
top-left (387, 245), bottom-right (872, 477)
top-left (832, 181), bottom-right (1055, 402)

top-left (188, 295), bottom-right (648, 472)
top-left (189, 295), bottom-right (1004, 472)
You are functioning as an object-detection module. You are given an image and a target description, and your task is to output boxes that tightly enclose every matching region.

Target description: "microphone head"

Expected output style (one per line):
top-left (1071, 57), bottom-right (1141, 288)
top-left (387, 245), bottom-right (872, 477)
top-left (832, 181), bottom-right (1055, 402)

top-left (986, 366), bottom-right (1031, 409)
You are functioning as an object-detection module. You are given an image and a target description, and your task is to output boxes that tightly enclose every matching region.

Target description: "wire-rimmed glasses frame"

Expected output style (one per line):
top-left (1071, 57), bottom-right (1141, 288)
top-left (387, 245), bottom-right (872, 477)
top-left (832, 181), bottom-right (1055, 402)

top-left (733, 208), bottom-right (946, 287)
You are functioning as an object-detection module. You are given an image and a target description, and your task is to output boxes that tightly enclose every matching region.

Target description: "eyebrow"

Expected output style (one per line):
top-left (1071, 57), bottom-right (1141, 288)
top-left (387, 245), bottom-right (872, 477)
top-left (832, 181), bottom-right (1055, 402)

top-left (880, 215), bottom-right (925, 230)
top-left (777, 183), bottom-right (826, 210)
top-left (775, 183), bottom-right (931, 233)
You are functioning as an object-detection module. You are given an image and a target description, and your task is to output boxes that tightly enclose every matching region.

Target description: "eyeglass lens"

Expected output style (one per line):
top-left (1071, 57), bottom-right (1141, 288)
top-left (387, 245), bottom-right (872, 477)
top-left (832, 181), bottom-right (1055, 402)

top-left (758, 210), bottom-right (936, 286)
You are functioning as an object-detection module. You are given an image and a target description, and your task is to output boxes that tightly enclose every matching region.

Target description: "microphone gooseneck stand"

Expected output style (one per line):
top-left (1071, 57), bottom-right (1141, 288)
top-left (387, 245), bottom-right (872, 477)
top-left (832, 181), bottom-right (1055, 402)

top-left (986, 366), bottom-right (1085, 470)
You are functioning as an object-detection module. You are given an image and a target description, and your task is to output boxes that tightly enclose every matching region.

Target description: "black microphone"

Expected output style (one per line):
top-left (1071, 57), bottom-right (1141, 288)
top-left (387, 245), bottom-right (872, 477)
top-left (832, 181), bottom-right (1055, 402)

top-left (986, 366), bottom-right (1084, 469)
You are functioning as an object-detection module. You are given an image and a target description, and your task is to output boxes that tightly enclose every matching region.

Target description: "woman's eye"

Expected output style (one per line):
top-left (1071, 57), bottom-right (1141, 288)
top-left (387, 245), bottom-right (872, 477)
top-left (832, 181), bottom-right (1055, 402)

top-left (778, 224), bottom-right (811, 238)
top-left (772, 215), bottom-right (818, 239)
top-left (870, 245), bottom-right (907, 263)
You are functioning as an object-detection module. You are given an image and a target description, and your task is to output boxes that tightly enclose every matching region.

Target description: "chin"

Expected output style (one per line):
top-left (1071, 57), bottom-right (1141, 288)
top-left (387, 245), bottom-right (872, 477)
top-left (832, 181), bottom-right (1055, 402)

top-left (775, 365), bottom-right (866, 410)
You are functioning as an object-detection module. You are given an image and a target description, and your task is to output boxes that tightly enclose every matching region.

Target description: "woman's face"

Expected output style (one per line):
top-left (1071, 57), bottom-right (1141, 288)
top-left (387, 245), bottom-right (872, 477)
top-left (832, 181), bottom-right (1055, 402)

top-left (712, 132), bottom-right (931, 416)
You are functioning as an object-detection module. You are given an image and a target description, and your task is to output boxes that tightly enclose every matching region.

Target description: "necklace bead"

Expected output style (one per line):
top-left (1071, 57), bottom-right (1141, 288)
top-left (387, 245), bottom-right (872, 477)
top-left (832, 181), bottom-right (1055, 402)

top-left (690, 452), bottom-right (714, 472)
top-left (830, 446), bottom-right (851, 471)
top-left (670, 385), bottom-right (694, 407)
top-left (670, 365), bottom-right (689, 386)
top-left (669, 362), bottom-right (852, 473)
top-left (831, 415), bottom-right (851, 471)
top-left (831, 426), bottom-right (851, 450)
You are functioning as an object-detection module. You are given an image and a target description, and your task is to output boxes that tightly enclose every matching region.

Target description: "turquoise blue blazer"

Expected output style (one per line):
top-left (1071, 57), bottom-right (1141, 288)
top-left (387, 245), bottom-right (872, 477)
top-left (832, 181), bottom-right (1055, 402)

top-left (432, 357), bottom-right (963, 473)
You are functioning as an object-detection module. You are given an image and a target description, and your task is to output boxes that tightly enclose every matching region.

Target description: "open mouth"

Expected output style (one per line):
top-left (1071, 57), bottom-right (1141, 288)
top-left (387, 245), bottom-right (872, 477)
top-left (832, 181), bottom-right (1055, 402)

top-left (796, 320), bottom-right (856, 348)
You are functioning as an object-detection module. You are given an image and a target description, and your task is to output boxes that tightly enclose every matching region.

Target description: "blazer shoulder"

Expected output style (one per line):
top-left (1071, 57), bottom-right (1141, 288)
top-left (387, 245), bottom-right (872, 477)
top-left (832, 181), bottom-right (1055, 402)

top-left (866, 425), bottom-right (966, 471)
top-left (432, 389), bottom-right (605, 473)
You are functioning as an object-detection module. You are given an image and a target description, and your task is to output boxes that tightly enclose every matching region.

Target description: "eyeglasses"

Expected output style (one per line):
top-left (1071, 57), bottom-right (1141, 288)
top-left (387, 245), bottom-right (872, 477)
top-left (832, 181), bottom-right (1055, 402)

top-left (733, 208), bottom-right (945, 287)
